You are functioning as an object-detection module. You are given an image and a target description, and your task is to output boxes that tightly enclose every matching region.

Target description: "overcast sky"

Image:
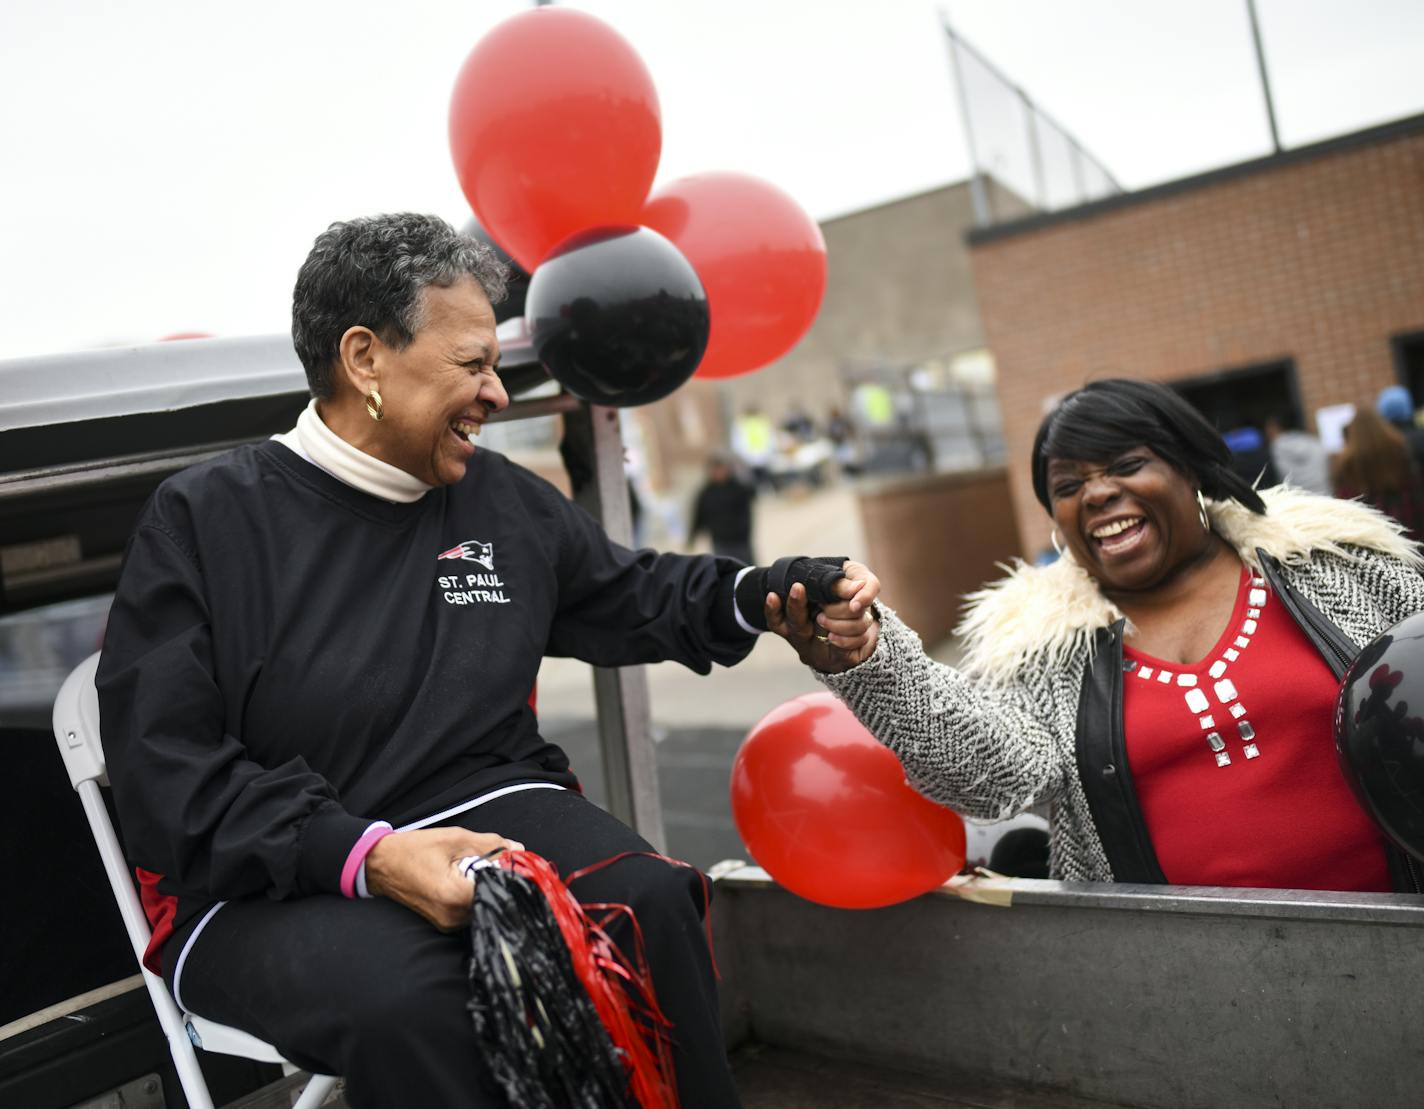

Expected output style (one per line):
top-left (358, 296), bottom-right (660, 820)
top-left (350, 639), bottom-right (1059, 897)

top-left (2, 0), bottom-right (1421, 361)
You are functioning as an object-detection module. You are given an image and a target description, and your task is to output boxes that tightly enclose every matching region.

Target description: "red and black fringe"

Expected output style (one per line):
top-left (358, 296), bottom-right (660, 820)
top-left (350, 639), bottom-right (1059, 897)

top-left (466, 850), bottom-right (681, 1109)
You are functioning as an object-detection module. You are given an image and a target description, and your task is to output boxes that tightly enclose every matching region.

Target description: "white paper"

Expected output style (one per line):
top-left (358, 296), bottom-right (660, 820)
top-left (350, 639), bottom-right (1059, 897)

top-left (1315, 403), bottom-right (1357, 454)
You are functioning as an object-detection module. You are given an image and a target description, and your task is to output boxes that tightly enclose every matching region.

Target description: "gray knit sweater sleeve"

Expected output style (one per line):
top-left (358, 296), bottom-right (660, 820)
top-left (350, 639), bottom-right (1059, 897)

top-left (816, 606), bottom-right (1064, 822)
top-left (1281, 545), bottom-right (1424, 644)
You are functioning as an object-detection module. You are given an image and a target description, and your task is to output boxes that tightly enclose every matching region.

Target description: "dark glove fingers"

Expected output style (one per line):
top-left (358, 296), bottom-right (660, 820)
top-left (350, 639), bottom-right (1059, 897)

top-left (734, 555), bottom-right (848, 632)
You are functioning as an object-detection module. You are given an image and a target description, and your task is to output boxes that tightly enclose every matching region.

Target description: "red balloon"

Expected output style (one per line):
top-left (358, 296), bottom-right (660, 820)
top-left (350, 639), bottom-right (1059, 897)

top-left (730, 692), bottom-right (966, 908)
top-left (641, 172), bottom-right (827, 380)
top-left (449, 9), bottom-right (662, 271)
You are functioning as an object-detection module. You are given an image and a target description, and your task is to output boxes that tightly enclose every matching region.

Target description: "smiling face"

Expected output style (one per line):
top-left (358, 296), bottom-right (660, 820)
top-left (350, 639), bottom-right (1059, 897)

top-left (1046, 446), bottom-right (1209, 594)
top-left (359, 277), bottom-right (507, 486)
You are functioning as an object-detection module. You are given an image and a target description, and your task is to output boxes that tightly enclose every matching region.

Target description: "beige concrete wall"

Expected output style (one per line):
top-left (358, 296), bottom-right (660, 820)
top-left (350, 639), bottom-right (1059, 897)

top-left (631, 379), bottom-right (726, 494)
top-left (858, 467), bottom-right (1023, 646)
top-left (634, 178), bottom-right (1028, 495)
top-left (717, 179), bottom-right (1027, 426)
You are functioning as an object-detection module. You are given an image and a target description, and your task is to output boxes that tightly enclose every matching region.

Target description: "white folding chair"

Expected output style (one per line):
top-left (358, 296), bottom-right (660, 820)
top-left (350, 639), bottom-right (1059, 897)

top-left (52, 652), bottom-right (339, 1109)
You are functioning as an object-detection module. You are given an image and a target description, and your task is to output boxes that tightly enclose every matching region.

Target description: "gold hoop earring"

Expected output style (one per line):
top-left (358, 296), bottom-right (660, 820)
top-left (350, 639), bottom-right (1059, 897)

top-left (1197, 489), bottom-right (1210, 531)
top-left (1051, 528), bottom-right (1065, 557)
top-left (365, 389), bottom-right (384, 422)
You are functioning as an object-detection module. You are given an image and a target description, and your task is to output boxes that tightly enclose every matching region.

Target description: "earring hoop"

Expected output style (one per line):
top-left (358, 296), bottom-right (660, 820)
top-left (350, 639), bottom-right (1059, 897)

top-left (365, 389), bottom-right (384, 422)
top-left (1051, 528), bottom-right (1065, 557)
top-left (1196, 489), bottom-right (1211, 531)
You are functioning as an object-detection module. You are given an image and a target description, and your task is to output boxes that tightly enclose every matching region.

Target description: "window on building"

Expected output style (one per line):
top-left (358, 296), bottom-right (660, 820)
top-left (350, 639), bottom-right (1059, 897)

top-left (1171, 360), bottom-right (1301, 434)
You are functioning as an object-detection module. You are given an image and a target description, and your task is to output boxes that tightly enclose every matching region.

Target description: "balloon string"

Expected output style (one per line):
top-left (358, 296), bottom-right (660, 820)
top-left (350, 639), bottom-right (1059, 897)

top-left (565, 850), bottom-right (720, 979)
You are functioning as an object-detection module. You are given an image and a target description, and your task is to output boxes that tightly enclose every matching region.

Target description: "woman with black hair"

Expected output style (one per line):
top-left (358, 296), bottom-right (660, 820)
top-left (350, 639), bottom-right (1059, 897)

top-left (768, 378), bottom-right (1424, 891)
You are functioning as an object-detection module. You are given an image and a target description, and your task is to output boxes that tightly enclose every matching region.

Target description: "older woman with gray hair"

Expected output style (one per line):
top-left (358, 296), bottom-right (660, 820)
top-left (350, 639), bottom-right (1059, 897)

top-left (96, 212), bottom-right (877, 1107)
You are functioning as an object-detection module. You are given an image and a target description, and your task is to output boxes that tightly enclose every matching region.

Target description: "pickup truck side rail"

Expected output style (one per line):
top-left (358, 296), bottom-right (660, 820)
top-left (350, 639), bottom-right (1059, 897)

top-left (712, 865), bottom-right (1424, 1109)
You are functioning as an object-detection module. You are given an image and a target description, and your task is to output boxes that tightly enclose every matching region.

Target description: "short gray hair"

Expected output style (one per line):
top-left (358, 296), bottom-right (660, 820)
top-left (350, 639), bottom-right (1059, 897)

top-left (291, 213), bottom-right (509, 398)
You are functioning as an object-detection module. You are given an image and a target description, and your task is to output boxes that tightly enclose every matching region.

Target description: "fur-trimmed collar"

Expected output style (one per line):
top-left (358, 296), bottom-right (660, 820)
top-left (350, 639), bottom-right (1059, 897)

top-left (957, 486), bottom-right (1422, 683)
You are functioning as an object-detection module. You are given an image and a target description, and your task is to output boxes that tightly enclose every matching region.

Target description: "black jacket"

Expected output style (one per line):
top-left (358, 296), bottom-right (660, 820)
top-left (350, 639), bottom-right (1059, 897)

top-left (97, 440), bottom-right (755, 934)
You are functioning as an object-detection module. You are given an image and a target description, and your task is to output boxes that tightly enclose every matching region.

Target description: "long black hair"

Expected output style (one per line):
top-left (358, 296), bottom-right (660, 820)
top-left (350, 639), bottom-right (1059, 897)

top-left (1030, 379), bottom-right (1268, 515)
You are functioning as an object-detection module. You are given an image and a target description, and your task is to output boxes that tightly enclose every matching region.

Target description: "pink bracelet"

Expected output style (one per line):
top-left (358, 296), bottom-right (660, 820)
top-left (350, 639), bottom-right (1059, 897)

top-left (340, 821), bottom-right (394, 899)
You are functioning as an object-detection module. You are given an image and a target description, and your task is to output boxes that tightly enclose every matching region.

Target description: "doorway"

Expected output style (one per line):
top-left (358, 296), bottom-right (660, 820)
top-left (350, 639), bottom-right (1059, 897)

top-left (1171, 359), bottom-right (1301, 433)
top-left (1394, 331), bottom-right (1424, 407)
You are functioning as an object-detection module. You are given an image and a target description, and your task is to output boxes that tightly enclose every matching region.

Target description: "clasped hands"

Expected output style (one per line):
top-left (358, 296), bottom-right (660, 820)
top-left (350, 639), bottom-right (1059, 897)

top-left (765, 559), bottom-right (881, 674)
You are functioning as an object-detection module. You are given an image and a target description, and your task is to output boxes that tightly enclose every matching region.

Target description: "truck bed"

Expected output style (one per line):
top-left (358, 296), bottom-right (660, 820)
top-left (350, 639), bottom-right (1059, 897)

top-left (231, 1046), bottom-right (1116, 1109)
top-left (732, 1045), bottom-right (1118, 1108)
top-left (711, 867), bottom-right (1424, 1109)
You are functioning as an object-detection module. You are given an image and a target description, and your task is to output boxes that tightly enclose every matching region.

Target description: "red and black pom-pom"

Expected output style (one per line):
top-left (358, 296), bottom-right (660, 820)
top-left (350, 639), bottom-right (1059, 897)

top-left (466, 850), bottom-right (679, 1109)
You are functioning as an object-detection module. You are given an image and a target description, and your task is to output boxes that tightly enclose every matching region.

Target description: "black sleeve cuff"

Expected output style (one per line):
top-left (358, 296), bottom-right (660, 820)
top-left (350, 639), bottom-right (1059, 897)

top-left (296, 803), bottom-right (374, 897)
top-left (732, 556), bottom-right (848, 632)
top-left (710, 565), bottom-right (748, 641)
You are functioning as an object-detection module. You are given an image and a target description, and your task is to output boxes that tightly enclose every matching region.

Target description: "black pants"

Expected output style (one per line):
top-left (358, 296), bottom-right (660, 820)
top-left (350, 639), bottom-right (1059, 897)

top-left (165, 788), bottom-right (740, 1108)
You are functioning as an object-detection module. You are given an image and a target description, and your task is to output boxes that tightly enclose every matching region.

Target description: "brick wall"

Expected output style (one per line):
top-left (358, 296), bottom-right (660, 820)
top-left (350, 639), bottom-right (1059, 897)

top-left (969, 119), bottom-right (1424, 557)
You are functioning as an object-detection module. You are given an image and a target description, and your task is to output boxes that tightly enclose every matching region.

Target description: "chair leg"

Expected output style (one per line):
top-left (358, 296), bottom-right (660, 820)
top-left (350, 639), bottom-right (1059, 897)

top-left (167, 1029), bottom-right (218, 1109)
top-left (290, 1074), bottom-right (339, 1109)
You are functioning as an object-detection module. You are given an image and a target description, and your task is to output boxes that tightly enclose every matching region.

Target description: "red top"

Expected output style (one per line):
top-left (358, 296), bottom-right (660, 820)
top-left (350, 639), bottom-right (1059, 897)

top-left (1122, 565), bottom-right (1391, 891)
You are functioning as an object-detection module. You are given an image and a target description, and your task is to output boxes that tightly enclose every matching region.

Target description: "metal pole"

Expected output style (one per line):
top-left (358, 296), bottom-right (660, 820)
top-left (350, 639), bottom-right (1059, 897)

top-left (940, 18), bottom-right (992, 227)
top-left (1069, 141), bottom-right (1087, 205)
top-left (485, 391), bottom-right (582, 425)
top-left (586, 404), bottom-right (666, 850)
top-left (1245, 0), bottom-right (1282, 154)
top-left (1024, 99), bottom-right (1047, 210)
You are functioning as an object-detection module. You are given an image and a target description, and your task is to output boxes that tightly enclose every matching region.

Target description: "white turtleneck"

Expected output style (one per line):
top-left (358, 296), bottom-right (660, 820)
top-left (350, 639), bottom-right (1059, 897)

top-left (273, 399), bottom-right (434, 503)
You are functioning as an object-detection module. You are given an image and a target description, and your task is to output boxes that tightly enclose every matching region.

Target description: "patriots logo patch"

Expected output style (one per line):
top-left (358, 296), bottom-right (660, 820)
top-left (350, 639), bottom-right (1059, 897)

top-left (437, 539), bottom-right (494, 570)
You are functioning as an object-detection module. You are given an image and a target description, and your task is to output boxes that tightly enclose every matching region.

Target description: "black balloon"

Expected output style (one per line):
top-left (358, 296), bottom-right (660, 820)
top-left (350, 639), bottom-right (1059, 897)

top-left (525, 226), bottom-right (709, 408)
top-left (1335, 611), bottom-right (1424, 861)
top-left (460, 218), bottom-right (530, 324)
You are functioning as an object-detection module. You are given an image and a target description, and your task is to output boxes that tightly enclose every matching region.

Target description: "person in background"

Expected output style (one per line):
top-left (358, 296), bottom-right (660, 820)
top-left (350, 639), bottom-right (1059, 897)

top-left (1376, 385), bottom-right (1424, 473)
top-left (827, 406), bottom-right (860, 476)
top-left (780, 403), bottom-right (816, 443)
top-left (1222, 425), bottom-right (1280, 491)
top-left (1333, 407), bottom-right (1424, 544)
top-left (1264, 412), bottom-right (1330, 495)
top-left (689, 451), bottom-right (756, 564)
top-left (731, 406), bottom-right (774, 489)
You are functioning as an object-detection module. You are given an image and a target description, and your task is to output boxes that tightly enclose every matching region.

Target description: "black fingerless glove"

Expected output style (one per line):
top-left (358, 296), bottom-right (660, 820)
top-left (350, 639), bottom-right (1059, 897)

top-left (733, 556), bottom-right (848, 632)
